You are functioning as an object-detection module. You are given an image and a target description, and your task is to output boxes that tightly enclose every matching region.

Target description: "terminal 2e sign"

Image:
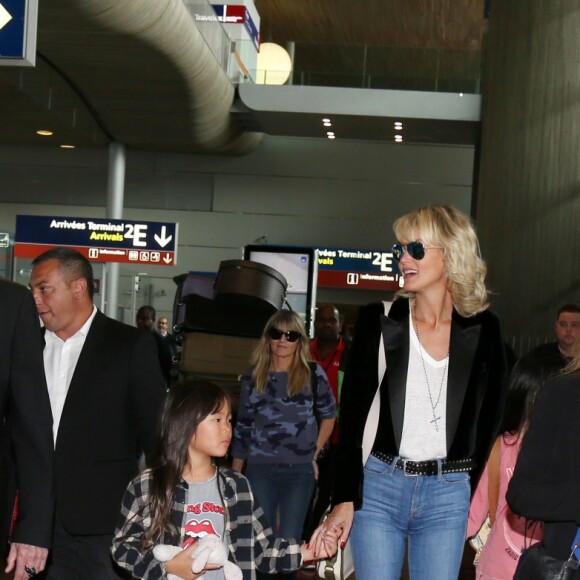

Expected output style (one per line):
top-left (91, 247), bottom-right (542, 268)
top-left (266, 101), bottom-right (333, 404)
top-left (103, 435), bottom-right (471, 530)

top-left (14, 215), bottom-right (178, 266)
top-left (316, 246), bottom-right (402, 291)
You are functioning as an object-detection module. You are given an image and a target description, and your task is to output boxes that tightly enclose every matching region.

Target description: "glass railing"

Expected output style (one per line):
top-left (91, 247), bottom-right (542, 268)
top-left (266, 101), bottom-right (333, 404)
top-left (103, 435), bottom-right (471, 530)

top-left (239, 40), bottom-right (483, 94)
top-left (181, 3), bottom-right (483, 95)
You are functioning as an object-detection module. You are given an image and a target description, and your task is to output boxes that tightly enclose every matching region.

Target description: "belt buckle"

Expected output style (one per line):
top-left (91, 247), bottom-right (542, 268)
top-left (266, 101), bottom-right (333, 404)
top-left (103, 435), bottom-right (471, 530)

top-left (401, 458), bottom-right (419, 477)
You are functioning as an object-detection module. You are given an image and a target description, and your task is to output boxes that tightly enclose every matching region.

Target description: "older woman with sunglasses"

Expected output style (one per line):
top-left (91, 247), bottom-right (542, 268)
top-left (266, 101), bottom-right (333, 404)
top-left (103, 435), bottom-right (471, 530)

top-left (313, 205), bottom-right (507, 580)
top-left (232, 310), bottom-right (336, 578)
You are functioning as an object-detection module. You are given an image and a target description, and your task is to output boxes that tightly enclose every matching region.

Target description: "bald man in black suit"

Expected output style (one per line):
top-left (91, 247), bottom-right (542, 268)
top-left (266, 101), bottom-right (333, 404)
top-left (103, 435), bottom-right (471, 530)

top-left (29, 248), bottom-right (165, 580)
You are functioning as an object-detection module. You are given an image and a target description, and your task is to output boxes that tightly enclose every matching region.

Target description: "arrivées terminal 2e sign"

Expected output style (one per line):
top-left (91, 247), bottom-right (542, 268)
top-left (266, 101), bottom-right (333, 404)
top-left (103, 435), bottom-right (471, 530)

top-left (316, 246), bottom-right (403, 291)
top-left (14, 215), bottom-right (178, 266)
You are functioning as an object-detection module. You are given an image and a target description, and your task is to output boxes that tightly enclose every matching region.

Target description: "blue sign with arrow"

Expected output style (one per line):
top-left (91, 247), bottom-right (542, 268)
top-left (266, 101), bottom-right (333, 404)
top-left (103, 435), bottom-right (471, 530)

top-left (14, 215), bottom-right (179, 266)
top-left (0, 0), bottom-right (38, 66)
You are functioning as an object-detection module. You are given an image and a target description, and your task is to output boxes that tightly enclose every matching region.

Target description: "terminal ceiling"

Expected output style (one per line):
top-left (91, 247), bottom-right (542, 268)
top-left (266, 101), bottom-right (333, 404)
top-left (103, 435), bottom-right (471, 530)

top-left (0, 0), bottom-right (485, 154)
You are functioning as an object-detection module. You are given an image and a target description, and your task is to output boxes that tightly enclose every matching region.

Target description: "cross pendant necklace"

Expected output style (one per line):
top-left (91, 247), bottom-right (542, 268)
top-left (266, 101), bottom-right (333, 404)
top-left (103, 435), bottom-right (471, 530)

top-left (430, 415), bottom-right (442, 428)
top-left (413, 302), bottom-right (449, 433)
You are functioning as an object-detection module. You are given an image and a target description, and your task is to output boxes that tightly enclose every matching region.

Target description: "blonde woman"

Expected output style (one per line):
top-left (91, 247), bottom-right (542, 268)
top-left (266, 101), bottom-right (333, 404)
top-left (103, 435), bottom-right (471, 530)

top-left (232, 310), bottom-right (336, 579)
top-left (314, 205), bottom-right (508, 580)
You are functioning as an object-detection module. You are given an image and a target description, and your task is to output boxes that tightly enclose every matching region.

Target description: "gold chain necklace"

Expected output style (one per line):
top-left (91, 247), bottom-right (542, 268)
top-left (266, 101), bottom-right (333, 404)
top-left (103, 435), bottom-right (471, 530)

top-left (412, 302), bottom-right (449, 432)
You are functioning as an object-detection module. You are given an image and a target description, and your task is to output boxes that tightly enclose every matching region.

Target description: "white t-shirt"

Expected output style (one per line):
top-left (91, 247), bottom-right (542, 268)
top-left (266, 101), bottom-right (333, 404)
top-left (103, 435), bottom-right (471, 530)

top-left (399, 309), bottom-right (449, 461)
top-left (183, 471), bottom-right (226, 580)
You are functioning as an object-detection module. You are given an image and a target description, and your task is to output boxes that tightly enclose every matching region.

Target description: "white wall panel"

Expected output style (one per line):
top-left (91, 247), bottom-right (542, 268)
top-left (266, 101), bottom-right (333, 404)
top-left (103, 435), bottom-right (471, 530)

top-left (477, 0), bottom-right (580, 352)
top-left (0, 134), bottom-right (475, 320)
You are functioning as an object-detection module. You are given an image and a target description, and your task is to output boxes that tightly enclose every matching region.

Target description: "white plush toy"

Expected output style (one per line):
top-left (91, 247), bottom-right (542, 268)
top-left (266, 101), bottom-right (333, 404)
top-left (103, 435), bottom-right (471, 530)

top-left (153, 534), bottom-right (243, 580)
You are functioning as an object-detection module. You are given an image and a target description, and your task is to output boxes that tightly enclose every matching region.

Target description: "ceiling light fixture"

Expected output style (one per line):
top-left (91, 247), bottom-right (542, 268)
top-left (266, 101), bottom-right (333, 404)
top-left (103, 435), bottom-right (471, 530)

top-left (256, 42), bottom-right (293, 85)
top-left (36, 130), bottom-right (53, 136)
top-left (323, 121), bottom-right (332, 127)
top-left (322, 118), bottom-right (331, 123)
top-left (327, 135), bottom-right (336, 140)
top-left (60, 144), bottom-right (76, 149)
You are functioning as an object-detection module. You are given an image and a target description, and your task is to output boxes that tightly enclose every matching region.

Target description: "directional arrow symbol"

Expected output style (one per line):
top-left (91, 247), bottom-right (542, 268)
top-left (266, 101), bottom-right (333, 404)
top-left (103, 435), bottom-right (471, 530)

top-left (163, 254), bottom-right (173, 264)
top-left (0, 4), bottom-right (13, 30)
top-left (154, 226), bottom-right (173, 248)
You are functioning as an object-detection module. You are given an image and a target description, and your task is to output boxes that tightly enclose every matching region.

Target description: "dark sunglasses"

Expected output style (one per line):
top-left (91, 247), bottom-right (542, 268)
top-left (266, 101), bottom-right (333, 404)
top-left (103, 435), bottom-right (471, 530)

top-left (392, 241), bottom-right (438, 262)
top-left (267, 328), bottom-right (302, 342)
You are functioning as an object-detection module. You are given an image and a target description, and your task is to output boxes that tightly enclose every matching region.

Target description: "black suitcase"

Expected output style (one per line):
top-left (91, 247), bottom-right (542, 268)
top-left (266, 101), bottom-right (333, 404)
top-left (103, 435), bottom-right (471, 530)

top-left (172, 272), bottom-right (215, 332)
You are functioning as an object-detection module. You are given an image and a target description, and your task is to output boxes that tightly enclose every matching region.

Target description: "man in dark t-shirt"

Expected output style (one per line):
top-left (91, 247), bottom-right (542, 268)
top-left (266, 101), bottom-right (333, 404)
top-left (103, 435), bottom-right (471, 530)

top-left (527, 303), bottom-right (580, 370)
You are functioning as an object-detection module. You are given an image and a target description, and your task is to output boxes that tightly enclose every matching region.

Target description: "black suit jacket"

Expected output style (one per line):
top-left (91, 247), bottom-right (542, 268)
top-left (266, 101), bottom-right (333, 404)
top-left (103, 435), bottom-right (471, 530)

top-left (333, 298), bottom-right (507, 508)
top-left (0, 280), bottom-right (54, 552)
top-left (53, 310), bottom-right (165, 536)
top-left (507, 374), bottom-right (580, 561)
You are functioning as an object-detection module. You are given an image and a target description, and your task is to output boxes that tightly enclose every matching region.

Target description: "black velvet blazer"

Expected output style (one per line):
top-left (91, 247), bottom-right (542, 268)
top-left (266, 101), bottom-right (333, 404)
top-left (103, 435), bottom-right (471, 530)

top-left (507, 374), bottom-right (580, 561)
top-left (333, 298), bottom-right (507, 509)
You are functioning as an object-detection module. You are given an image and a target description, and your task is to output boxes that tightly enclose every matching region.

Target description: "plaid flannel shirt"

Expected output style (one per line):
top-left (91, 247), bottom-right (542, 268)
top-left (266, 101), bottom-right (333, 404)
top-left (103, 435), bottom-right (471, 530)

top-left (111, 467), bottom-right (303, 579)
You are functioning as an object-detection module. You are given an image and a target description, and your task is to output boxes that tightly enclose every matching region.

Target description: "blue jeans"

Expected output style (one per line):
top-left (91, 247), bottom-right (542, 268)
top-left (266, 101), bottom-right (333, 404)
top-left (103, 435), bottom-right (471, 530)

top-left (245, 462), bottom-right (315, 540)
top-left (350, 454), bottom-right (470, 580)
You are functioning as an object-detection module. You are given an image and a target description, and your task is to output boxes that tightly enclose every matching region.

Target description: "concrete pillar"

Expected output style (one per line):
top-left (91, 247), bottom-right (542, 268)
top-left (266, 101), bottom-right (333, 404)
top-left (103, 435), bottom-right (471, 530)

top-left (476, 0), bottom-right (580, 355)
top-left (105, 142), bottom-right (126, 319)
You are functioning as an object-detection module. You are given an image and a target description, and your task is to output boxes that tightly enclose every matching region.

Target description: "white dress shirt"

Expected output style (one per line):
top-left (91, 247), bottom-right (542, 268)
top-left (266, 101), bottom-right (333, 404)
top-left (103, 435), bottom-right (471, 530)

top-left (44, 306), bottom-right (97, 444)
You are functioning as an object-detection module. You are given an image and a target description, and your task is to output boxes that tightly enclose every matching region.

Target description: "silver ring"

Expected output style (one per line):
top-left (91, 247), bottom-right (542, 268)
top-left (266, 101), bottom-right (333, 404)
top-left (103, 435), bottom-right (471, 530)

top-left (25, 565), bottom-right (37, 578)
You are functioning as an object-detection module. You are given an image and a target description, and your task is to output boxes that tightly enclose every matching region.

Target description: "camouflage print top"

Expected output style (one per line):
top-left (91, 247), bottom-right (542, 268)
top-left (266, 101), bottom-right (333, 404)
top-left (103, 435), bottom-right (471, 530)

top-left (232, 364), bottom-right (337, 464)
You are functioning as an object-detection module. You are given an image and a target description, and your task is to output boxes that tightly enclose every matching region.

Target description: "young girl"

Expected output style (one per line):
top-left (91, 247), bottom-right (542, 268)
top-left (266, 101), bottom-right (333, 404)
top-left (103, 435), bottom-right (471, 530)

top-left (467, 354), bottom-right (561, 579)
top-left (112, 381), bottom-right (338, 579)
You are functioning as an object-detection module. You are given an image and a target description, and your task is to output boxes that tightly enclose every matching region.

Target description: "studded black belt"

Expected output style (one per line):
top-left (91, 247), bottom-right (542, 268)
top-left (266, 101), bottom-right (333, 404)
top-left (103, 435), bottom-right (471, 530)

top-left (370, 450), bottom-right (474, 476)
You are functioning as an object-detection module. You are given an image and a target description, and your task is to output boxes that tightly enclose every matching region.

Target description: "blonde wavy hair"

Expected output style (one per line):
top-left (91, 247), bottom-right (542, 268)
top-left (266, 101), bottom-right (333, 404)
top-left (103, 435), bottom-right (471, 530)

top-left (251, 310), bottom-right (312, 396)
top-left (394, 205), bottom-right (489, 317)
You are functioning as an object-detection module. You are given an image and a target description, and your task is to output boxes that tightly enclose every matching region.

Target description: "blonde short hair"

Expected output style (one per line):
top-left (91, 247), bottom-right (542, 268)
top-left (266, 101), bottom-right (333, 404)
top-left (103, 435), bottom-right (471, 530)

top-left (394, 205), bottom-right (489, 317)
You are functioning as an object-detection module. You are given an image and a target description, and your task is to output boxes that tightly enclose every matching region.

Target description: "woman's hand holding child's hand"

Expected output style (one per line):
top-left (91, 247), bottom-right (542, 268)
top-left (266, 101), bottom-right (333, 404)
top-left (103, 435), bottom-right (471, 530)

top-left (302, 521), bottom-right (341, 563)
top-left (311, 502), bottom-right (353, 558)
top-left (319, 524), bottom-right (341, 558)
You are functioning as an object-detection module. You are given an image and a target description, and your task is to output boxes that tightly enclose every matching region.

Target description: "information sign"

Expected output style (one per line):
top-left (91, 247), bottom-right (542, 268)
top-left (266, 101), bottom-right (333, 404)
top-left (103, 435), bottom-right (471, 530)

top-left (316, 246), bottom-right (402, 291)
top-left (14, 215), bottom-right (178, 266)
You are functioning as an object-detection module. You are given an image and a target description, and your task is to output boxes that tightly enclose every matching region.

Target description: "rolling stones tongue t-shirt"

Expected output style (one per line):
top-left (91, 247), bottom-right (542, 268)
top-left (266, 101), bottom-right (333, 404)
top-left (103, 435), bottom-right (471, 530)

top-left (183, 471), bottom-right (226, 580)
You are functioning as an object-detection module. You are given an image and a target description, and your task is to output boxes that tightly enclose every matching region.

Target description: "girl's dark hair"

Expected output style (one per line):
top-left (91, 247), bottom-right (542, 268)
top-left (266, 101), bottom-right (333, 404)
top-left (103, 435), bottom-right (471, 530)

top-left (499, 353), bottom-right (562, 436)
top-left (142, 380), bottom-right (230, 546)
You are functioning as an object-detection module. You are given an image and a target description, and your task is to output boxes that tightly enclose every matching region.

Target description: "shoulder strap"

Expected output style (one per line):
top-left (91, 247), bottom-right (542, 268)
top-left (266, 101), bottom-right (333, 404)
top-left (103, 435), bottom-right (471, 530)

top-left (487, 436), bottom-right (502, 525)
